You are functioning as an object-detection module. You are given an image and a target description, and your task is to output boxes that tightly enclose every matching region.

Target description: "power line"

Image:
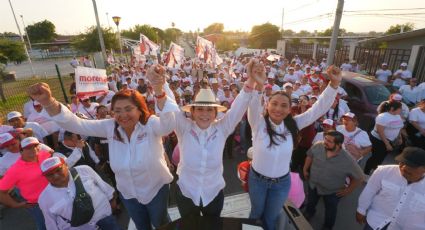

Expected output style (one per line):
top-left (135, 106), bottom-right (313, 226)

top-left (344, 12), bottom-right (425, 16)
top-left (286, 1), bottom-right (321, 14)
top-left (284, 13), bottom-right (333, 25)
top-left (344, 8), bottom-right (425, 13)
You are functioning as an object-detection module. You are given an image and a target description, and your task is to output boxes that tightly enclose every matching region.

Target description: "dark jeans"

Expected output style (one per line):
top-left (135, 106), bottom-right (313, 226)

top-left (364, 222), bottom-right (389, 230)
top-left (120, 184), bottom-right (171, 230)
top-left (364, 135), bottom-right (388, 175)
top-left (26, 204), bottom-right (46, 230)
top-left (96, 215), bottom-right (122, 230)
top-left (305, 187), bottom-right (340, 229)
top-left (176, 185), bottom-right (224, 218)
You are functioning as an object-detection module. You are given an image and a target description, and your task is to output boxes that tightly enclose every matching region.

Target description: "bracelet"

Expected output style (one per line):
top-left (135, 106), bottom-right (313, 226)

top-left (44, 98), bottom-right (58, 109)
top-left (154, 92), bottom-right (166, 99)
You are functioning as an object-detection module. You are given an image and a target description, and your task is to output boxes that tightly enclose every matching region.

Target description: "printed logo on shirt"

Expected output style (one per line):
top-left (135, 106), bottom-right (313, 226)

top-left (189, 129), bottom-right (200, 144)
top-left (136, 132), bottom-right (147, 143)
top-left (207, 129), bottom-right (218, 143)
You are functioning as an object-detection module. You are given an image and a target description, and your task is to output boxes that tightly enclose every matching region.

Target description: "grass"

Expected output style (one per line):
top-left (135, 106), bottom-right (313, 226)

top-left (0, 76), bottom-right (74, 121)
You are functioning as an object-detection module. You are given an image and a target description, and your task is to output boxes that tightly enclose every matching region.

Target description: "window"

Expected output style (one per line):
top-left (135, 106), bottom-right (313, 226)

top-left (364, 85), bottom-right (391, 105)
top-left (344, 82), bottom-right (362, 101)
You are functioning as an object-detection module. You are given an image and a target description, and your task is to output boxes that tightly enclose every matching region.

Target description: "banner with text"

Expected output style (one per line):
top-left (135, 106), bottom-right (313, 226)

top-left (75, 66), bottom-right (108, 99)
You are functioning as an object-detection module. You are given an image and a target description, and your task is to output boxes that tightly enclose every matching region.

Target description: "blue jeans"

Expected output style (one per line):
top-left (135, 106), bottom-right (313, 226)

top-left (305, 186), bottom-right (340, 229)
top-left (27, 204), bottom-right (46, 230)
top-left (120, 184), bottom-right (171, 230)
top-left (248, 168), bottom-right (291, 230)
top-left (96, 215), bottom-right (122, 230)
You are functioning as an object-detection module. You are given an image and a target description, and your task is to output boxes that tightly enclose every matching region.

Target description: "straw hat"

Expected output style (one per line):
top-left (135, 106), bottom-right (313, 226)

top-left (182, 88), bottom-right (227, 112)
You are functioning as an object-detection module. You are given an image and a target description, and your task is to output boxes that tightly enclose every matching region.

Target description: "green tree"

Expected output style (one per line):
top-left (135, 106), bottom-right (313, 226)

top-left (318, 27), bottom-right (347, 37)
top-left (282, 29), bottom-right (295, 36)
top-left (203, 23), bottom-right (224, 35)
top-left (297, 30), bottom-right (311, 36)
top-left (71, 26), bottom-right (119, 52)
top-left (121, 24), bottom-right (160, 43)
top-left (385, 23), bottom-right (414, 35)
top-left (0, 39), bottom-right (27, 63)
top-left (163, 28), bottom-right (182, 47)
top-left (26, 20), bottom-right (57, 43)
top-left (249, 23), bottom-right (280, 49)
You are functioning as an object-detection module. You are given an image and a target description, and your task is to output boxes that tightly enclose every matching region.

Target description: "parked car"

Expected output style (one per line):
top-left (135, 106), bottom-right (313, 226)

top-left (324, 71), bottom-right (392, 131)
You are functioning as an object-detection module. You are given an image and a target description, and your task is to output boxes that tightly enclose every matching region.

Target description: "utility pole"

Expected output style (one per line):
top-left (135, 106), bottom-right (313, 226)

top-left (281, 8), bottom-right (284, 38)
top-left (92, 0), bottom-right (107, 65)
top-left (8, 0), bottom-right (35, 76)
top-left (326, 0), bottom-right (344, 66)
top-left (20, 15), bottom-right (32, 52)
top-left (106, 12), bottom-right (111, 28)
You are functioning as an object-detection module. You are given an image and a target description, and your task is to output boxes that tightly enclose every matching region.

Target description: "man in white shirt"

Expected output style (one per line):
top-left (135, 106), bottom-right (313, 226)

top-left (357, 147), bottom-right (425, 230)
top-left (0, 133), bottom-right (21, 176)
top-left (283, 67), bottom-right (299, 83)
top-left (392, 62), bottom-right (412, 88)
top-left (340, 59), bottom-right (352, 72)
top-left (38, 157), bottom-right (120, 230)
top-left (7, 111), bottom-right (48, 143)
top-left (399, 78), bottom-right (420, 106)
top-left (375, 63), bottom-right (392, 83)
top-left (77, 99), bottom-right (99, 119)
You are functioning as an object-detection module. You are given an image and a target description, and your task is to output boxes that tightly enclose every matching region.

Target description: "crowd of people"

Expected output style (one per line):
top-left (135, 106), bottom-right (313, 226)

top-left (0, 50), bottom-right (424, 230)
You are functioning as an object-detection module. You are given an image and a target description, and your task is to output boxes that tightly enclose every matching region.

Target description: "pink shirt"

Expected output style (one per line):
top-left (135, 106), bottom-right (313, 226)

top-left (0, 151), bottom-right (50, 203)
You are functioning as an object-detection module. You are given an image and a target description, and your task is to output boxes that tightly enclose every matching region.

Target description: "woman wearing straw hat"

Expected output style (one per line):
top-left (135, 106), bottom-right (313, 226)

top-left (247, 65), bottom-right (342, 230)
top-left (149, 60), bottom-right (262, 218)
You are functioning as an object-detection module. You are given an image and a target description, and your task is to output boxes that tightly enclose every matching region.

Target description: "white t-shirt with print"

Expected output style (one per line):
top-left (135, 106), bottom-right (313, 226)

top-left (408, 108), bottom-right (425, 130)
top-left (371, 112), bottom-right (404, 141)
top-left (336, 125), bottom-right (372, 150)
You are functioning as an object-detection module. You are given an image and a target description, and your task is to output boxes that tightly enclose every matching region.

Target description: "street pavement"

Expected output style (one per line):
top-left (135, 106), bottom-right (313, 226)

top-left (4, 58), bottom-right (75, 79)
top-left (0, 148), bottom-right (398, 230)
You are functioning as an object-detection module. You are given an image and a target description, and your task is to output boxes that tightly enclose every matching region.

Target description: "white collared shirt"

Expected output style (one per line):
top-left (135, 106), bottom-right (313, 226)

top-left (45, 101), bottom-right (177, 204)
top-left (357, 165), bottom-right (425, 230)
top-left (248, 85), bottom-right (338, 178)
top-left (39, 165), bottom-right (115, 230)
top-left (0, 151), bottom-right (20, 176)
top-left (61, 142), bottom-right (100, 167)
top-left (172, 89), bottom-right (253, 206)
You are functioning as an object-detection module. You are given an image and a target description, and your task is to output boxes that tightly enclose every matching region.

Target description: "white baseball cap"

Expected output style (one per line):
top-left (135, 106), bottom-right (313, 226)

top-left (391, 93), bottom-right (403, 101)
top-left (322, 119), bottom-right (334, 126)
top-left (40, 157), bottom-right (65, 175)
top-left (342, 112), bottom-right (356, 119)
top-left (21, 137), bottom-right (40, 149)
top-left (7, 111), bottom-right (22, 121)
top-left (0, 133), bottom-right (17, 148)
top-left (400, 62), bottom-right (408, 67)
top-left (283, 83), bottom-right (293, 88)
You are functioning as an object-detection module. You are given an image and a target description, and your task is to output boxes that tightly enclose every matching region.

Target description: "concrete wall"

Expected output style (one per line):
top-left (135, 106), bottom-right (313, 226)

top-left (387, 36), bottom-right (425, 49)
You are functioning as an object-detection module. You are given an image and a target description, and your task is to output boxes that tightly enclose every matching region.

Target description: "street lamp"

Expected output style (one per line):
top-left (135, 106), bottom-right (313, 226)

top-left (20, 15), bottom-right (32, 52)
top-left (112, 16), bottom-right (123, 56)
top-left (8, 0), bottom-right (35, 76)
top-left (106, 12), bottom-right (111, 28)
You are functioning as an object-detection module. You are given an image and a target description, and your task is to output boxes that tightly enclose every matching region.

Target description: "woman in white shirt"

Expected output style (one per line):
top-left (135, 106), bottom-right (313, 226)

top-left (364, 101), bottom-right (404, 175)
top-left (28, 76), bottom-right (178, 230)
top-left (407, 99), bottom-right (425, 149)
top-left (247, 65), bottom-right (342, 230)
top-left (336, 112), bottom-right (372, 162)
top-left (151, 60), bottom-right (259, 219)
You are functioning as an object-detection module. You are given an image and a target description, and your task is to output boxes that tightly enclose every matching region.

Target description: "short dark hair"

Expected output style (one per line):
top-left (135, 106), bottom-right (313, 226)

top-left (324, 130), bottom-right (344, 145)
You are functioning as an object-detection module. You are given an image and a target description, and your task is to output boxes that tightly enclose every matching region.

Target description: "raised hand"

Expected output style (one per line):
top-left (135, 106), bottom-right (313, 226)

top-left (27, 82), bottom-right (53, 106)
top-left (147, 65), bottom-right (166, 94)
top-left (246, 59), bottom-right (266, 87)
top-left (326, 65), bottom-right (342, 88)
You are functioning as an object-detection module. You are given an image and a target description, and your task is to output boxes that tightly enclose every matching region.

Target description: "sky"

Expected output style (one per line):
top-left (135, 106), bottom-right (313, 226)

top-left (1, 0), bottom-right (425, 35)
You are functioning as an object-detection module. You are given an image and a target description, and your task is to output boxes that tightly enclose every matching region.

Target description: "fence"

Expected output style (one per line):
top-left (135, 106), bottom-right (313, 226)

top-left (353, 47), bottom-right (411, 75)
top-left (282, 41), bottom-right (423, 80)
top-left (0, 75), bottom-right (73, 121)
top-left (285, 43), bottom-right (314, 61)
top-left (413, 46), bottom-right (425, 83)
